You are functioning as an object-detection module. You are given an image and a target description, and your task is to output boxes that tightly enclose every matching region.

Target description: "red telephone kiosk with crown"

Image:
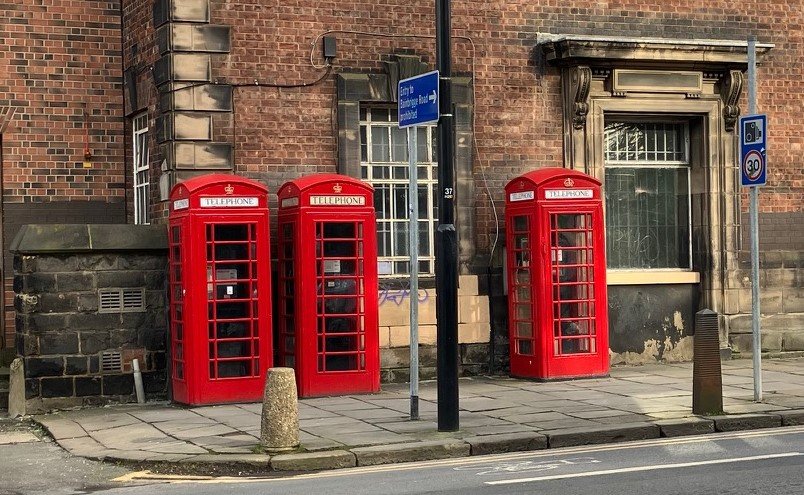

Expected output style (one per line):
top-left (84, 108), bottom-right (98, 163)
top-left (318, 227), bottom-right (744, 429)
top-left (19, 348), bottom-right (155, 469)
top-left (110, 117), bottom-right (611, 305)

top-left (276, 174), bottom-right (380, 398)
top-left (505, 168), bottom-right (609, 380)
top-left (168, 174), bottom-right (273, 405)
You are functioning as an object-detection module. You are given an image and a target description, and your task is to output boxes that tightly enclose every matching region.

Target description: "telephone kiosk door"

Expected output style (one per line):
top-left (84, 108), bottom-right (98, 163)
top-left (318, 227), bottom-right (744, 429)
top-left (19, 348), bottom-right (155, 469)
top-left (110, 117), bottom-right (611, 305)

top-left (505, 168), bottom-right (609, 380)
top-left (168, 174), bottom-right (273, 405)
top-left (277, 174), bottom-right (380, 398)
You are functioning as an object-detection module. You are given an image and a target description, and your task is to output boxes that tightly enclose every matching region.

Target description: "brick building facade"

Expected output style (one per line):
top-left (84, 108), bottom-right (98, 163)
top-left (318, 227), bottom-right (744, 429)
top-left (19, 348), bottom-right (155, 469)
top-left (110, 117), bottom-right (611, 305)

top-left (1, 1), bottom-right (128, 353)
top-left (2, 1), bottom-right (802, 377)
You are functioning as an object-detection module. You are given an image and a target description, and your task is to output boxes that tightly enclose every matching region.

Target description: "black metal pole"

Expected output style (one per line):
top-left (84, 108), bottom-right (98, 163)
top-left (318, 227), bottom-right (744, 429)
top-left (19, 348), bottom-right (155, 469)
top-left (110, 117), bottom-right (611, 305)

top-left (435, 0), bottom-right (459, 432)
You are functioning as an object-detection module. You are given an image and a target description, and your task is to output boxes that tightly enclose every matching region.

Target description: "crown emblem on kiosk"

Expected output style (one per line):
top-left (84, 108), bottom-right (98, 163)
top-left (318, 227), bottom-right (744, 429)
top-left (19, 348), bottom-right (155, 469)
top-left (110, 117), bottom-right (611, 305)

top-left (224, 184), bottom-right (234, 195)
top-left (333, 183), bottom-right (343, 193)
top-left (563, 178), bottom-right (575, 188)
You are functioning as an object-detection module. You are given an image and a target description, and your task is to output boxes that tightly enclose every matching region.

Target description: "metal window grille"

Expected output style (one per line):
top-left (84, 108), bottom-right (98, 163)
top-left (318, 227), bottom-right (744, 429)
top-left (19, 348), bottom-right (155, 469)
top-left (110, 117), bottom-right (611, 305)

top-left (98, 288), bottom-right (146, 313)
top-left (133, 113), bottom-right (150, 225)
top-left (359, 106), bottom-right (437, 277)
top-left (603, 122), bottom-right (692, 269)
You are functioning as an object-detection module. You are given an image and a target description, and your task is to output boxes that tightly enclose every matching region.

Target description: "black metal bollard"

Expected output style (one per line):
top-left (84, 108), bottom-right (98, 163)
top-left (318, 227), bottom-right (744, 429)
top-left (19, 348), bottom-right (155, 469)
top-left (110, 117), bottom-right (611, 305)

top-left (692, 309), bottom-right (724, 415)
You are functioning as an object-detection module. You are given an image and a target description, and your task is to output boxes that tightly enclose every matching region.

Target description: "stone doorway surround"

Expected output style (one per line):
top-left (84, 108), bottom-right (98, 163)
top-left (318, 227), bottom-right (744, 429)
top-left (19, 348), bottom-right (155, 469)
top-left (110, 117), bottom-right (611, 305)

top-left (539, 35), bottom-right (774, 352)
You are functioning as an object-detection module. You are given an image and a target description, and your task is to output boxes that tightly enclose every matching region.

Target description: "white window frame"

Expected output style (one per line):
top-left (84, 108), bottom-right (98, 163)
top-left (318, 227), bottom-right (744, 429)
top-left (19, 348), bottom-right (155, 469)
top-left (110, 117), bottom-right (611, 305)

top-left (359, 107), bottom-right (437, 277)
top-left (603, 120), bottom-right (693, 271)
top-left (132, 113), bottom-right (149, 225)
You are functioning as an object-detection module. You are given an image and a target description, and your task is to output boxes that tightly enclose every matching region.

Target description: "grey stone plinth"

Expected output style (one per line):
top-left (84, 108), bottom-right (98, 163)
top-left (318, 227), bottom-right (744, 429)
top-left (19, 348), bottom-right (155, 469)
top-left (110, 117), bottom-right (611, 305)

top-left (271, 450), bottom-right (356, 471)
top-left (260, 368), bottom-right (299, 452)
top-left (656, 417), bottom-right (715, 437)
top-left (10, 224), bottom-right (167, 253)
top-left (711, 413), bottom-right (782, 432)
top-left (547, 423), bottom-right (660, 449)
top-left (8, 358), bottom-right (26, 418)
top-left (466, 432), bottom-right (547, 456)
top-left (779, 410), bottom-right (804, 426)
top-left (352, 439), bottom-right (470, 466)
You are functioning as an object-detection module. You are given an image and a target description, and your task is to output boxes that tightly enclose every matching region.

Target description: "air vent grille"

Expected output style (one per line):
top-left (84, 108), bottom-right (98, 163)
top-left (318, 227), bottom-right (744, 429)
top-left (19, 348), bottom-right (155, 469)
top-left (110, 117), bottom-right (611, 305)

top-left (98, 288), bottom-right (146, 313)
top-left (100, 351), bottom-right (123, 373)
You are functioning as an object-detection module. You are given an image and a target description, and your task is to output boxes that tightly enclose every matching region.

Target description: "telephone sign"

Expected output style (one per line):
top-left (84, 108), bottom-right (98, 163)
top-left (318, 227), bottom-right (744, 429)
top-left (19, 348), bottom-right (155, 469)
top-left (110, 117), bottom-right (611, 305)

top-left (740, 114), bottom-right (767, 187)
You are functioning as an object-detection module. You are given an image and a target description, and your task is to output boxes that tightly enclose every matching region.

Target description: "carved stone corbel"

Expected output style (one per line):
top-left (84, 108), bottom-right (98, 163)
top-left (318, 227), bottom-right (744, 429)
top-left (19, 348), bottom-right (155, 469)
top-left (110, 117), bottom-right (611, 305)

top-left (720, 70), bottom-right (743, 132)
top-left (560, 66), bottom-right (593, 172)
top-left (570, 66), bottom-right (592, 129)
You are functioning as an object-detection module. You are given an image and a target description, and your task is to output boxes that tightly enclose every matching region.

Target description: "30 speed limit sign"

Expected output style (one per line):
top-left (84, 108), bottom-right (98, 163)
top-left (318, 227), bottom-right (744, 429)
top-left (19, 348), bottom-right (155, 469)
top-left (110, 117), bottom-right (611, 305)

top-left (740, 114), bottom-right (767, 187)
top-left (742, 149), bottom-right (765, 183)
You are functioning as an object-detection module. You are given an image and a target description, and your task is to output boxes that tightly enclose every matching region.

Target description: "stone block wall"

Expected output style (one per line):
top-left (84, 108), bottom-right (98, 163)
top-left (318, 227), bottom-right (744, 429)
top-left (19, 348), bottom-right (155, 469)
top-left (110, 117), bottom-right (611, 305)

top-left (11, 225), bottom-right (168, 413)
top-left (724, 251), bottom-right (804, 355)
top-left (379, 275), bottom-right (491, 382)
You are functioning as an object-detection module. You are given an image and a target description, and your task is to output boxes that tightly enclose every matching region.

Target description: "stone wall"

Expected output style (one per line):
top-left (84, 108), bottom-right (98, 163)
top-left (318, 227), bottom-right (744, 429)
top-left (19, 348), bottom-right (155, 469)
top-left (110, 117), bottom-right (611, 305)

top-left (725, 251), bottom-right (804, 355)
top-left (12, 225), bottom-right (168, 413)
top-left (379, 275), bottom-right (491, 382)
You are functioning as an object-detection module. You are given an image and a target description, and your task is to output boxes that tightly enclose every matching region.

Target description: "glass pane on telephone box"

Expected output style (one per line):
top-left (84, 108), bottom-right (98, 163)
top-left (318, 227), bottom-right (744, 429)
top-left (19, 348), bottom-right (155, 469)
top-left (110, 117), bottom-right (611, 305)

top-left (206, 223), bottom-right (258, 379)
top-left (551, 213), bottom-right (595, 356)
top-left (316, 221), bottom-right (362, 372)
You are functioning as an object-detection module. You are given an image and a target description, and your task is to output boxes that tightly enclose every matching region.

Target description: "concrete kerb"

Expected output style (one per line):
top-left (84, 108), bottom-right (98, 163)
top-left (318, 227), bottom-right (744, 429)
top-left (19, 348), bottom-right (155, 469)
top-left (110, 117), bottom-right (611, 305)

top-left (709, 413), bottom-right (783, 431)
top-left (779, 410), bottom-right (804, 426)
top-left (31, 413), bottom-right (803, 473)
top-left (352, 439), bottom-right (471, 466)
top-left (465, 432), bottom-right (548, 455)
top-left (545, 423), bottom-right (661, 449)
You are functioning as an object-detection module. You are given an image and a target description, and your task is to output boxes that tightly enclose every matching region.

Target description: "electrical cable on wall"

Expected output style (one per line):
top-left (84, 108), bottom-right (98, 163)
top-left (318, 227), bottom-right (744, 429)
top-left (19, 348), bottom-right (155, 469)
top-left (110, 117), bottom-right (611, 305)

top-left (151, 28), bottom-right (502, 266)
top-left (153, 64), bottom-right (333, 172)
top-left (309, 29), bottom-right (501, 267)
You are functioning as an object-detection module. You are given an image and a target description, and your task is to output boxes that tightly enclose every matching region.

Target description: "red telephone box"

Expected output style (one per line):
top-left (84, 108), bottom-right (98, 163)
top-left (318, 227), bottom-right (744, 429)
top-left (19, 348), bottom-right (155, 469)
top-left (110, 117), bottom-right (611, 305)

top-left (505, 168), bottom-right (609, 380)
top-left (276, 174), bottom-right (380, 398)
top-left (168, 174), bottom-right (272, 405)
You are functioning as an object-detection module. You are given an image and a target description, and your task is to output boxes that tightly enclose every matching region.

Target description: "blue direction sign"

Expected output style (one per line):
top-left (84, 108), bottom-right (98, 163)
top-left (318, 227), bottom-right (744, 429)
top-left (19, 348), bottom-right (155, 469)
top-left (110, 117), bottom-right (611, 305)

top-left (398, 70), bottom-right (439, 129)
top-left (740, 114), bottom-right (767, 187)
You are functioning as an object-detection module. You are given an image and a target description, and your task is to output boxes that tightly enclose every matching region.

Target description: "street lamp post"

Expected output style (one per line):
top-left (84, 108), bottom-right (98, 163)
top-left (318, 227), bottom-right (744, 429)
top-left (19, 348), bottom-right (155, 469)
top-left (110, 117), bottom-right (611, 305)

top-left (435, 0), bottom-right (459, 432)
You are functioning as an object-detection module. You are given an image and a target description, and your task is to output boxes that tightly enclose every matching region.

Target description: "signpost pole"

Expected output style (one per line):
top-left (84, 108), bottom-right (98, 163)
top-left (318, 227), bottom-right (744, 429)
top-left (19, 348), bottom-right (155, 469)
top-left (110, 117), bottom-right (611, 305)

top-left (435, 0), bottom-right (459, 432)
top-left (408, 127), bottom-right (420, 420)
top-left (748, 35), bottom-right (762, 402)
top-left (398, 67), bottom-right (439, 423)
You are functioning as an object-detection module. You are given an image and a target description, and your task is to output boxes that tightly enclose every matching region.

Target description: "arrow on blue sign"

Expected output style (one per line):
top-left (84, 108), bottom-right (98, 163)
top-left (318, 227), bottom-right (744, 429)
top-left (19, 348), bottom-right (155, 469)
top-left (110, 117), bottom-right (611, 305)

top-left (398, 70), bottom-right (440, 129)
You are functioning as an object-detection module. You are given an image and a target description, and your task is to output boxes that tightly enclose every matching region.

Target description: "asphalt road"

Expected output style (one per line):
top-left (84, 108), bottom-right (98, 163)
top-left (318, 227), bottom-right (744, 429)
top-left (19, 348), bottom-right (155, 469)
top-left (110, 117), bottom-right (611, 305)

top-left (0, 419), bottom-right (130, 495)
top-left (101, 426), bottom-right (804, 495)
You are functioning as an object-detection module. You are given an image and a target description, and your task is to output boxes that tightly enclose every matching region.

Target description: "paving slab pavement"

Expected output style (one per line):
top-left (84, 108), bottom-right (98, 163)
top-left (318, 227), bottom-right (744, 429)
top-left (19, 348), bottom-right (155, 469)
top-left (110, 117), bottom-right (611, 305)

top-left (28, 357), bottom-right (804, 473)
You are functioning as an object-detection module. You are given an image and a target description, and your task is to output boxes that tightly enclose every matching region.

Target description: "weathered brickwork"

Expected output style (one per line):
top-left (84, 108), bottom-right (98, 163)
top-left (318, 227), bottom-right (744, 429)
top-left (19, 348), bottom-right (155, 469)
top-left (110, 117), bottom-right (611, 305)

top-left (115, 0), bottom-right (801, 363)
top-left (125, 0), bottom-right (801, 246)
top-left (121, 0), bottom-right (161, 221)
top-left (0, 1), bottom-right (126, 202)
top-left (1, 1), bottom-right (128, 349)
top-left (3, 1), bottom-right (801, 364)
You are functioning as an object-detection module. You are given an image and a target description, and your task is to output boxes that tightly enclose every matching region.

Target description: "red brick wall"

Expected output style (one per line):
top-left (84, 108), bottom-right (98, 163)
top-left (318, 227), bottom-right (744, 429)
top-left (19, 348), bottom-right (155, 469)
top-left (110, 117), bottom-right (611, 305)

top-left (1, 1), bottom-right (126, 349)
top-left (121, 0), bottom-right (159, 220)
top-left (0, 1), bottom-right (126, 202)
top-left (167, 1), bottom-right (799, 254)
top-left (117, 1), bottom-right (803, 240)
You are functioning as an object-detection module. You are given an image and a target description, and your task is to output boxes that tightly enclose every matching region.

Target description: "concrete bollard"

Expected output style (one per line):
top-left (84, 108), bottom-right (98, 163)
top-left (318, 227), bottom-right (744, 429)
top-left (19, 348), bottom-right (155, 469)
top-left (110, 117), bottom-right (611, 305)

top-left (260, 367), bottom-right (300, 452)
top-left (8, 358), bottom-right (26, 418)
